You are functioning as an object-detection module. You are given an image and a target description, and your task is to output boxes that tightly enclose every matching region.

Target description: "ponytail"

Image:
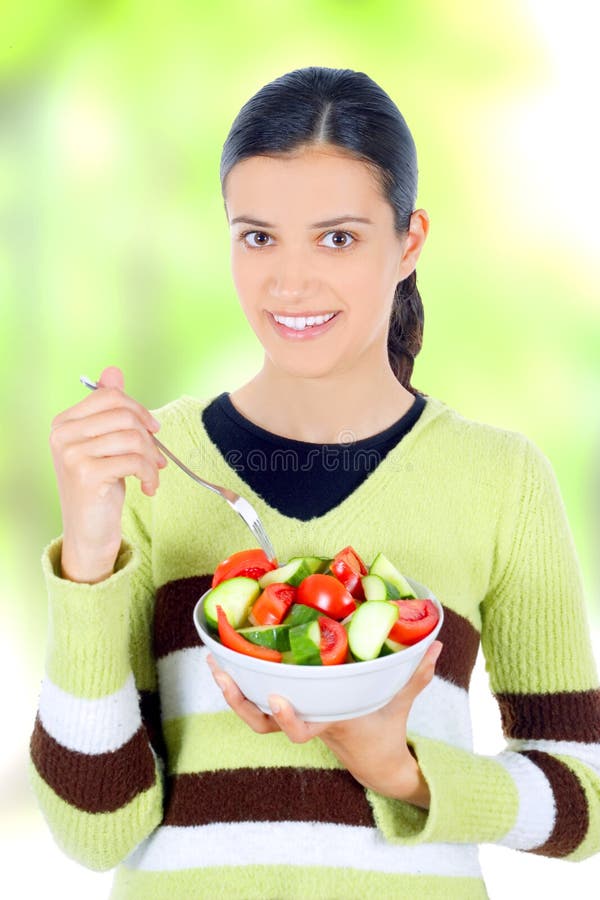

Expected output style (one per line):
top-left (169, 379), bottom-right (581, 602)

top-left (388, 268), bottom-right (427, 398)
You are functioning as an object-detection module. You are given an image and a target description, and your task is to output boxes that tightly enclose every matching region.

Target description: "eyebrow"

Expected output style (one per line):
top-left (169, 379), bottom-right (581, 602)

top-left (229, 215), bottom-right (374, 228)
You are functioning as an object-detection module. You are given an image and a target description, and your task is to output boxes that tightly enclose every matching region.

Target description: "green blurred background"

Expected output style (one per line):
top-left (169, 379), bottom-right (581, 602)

top-left (1, 1), bottom-right (599, 896)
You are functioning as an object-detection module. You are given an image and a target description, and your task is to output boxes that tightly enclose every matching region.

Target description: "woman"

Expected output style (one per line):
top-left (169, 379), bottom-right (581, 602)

top-left (30, 66), bottom-right (600, 900)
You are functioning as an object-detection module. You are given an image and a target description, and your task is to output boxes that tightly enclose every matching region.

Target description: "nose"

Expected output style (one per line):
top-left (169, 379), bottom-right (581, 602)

top-left (268, 247), bottom-right (317, 302)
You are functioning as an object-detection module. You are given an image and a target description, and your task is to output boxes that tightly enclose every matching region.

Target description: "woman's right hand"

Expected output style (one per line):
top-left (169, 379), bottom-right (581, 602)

top-left (49, 365), bottom-right (167, 583)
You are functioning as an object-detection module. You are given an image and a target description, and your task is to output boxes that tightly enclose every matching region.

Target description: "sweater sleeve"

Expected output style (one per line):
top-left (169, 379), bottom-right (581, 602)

top-left (366, 436), bottom-right (600, 860)
top-left (28, 470), bottom-right (164, 871)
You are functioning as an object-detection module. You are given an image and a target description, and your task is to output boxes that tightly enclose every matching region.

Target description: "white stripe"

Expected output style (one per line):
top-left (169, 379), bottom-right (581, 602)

top-left (407, 675), bottom-right (473, 750)
top-left (124, 821), bottom-right (483, 878)
top-left (507, 738), bottom-right (600, 778)
top-left (38, 672), bottom-right (142, 754)
top-left (494, 751), bottom-right (556, 850)
top-left (158, 646), bottom-right (228, 720)
top-left (158, 646), bottom-right (474, 751)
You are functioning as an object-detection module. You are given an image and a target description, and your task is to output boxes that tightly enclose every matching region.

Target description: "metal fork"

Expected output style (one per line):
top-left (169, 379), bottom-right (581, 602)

top-left (79, 375), bottom-right (277, 564)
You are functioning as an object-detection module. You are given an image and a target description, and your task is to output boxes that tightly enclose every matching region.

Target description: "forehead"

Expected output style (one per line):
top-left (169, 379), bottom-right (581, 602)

top-left (224, 147), bottom-right (387, 219)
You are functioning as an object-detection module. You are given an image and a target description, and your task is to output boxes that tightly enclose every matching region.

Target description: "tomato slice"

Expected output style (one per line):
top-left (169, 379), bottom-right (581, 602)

top-left (249, 583), bottom-right (297, 626)
top-left (211, 549), bottom-right (277, 589)
top-left (330, 545), bottom-right (369, 600)
top-left (388, 598), bottom-right (439, 645)
top-left (216, 605), bottom-right (282, 662)
top-left (296, 574), bottom-right (357, 620)
top-left (318, 615), bottom-right (348, 665)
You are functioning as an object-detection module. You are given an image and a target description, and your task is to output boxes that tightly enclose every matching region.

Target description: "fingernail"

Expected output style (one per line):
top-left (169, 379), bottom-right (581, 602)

top-left (150, 417), bottom-right (161, 431)
top-left (215, 676), bottom-right (227, 692)
top-left (430, 642), bottom-right (443, 662)
top-left (269, 697), bottom-right (281, 714)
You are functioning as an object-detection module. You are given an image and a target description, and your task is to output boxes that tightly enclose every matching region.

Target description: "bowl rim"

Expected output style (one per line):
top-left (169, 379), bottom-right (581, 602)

top-left (192, 574), bottom-right (444, 679)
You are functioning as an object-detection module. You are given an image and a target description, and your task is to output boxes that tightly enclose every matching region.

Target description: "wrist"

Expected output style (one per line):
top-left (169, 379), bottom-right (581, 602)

top-left (392, 752), bottom-right (431, 809)
top-left (60, 537), bottom-right (119, 584)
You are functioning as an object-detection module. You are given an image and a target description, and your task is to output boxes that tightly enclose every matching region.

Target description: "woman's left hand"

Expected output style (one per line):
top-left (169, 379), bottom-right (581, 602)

top-left (206, 639), bottom-right (443, 808)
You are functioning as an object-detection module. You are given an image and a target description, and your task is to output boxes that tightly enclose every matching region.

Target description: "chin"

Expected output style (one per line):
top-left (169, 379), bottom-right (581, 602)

top-left (267, 351), bottom-right (340, 380)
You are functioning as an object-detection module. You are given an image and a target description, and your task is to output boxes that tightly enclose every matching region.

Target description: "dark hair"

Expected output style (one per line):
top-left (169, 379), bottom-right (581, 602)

top-left (220, 66), bottom-right (426, 397)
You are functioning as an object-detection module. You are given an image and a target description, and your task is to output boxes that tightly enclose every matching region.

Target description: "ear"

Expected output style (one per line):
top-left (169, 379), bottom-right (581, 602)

top-left (396, 209), bottom-right (430, 281)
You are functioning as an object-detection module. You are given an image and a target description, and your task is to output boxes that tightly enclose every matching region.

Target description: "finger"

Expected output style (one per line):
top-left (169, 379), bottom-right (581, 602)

top-left (98, 365), bottom-right (124, 390)
top-left (381, 640), bottom-right (443, 715)
top-left (66, 452), bottom-right (164, 497)
top-left (55, 406), bottom-right (163, 447)
top-left (206, 653), bottom-right (227, 682)
top-left (402, 640), bottom-right (443, 701)
top-left (52, 383), bottom-right (160, 434)
top-left (58, 419), bottom-right (167, 469)
top-left (426, 639), bottom-right (443, 666)
top-left (268, 695), bottom-right (327, 743)
top-left (205, 659), bottom-right (280, 734)
top-left (85, 432), bottom-right (167, 476)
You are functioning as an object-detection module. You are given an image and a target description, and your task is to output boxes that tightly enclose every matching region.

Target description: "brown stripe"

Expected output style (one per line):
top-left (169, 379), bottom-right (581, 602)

top-left (30, 714), bottom-right (156, 813)
top-left (434, 604), bottom-right (480, 690)
top-left (154, 576), bottom-right (480, 693)
top-left (154, 574), bottom-right (212, 658)
top-left (163, 767), bottom-right (376, 827)
top-left (519, 750), bottom-right (589, 857)
top-left (139, 689), bottom-right (167, 761)
top-left (496, 689), bottom-right (600, 742)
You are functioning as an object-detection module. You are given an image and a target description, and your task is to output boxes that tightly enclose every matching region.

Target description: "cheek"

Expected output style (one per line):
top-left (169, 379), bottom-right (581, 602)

top-left (340, 261), bottom-right (390, 310)
top-left (230, 254), bottom-right (258, 301)
top-left (338, 249), bottom-right (390, 294)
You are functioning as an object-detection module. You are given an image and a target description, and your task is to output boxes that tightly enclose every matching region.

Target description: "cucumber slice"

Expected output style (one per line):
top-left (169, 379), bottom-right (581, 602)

top-left (287, 556), bottom-right (330, 583)
top-left (283, 603), bottom-right (320, 628)
top-left (347, 601), bottom-right (398, 661)
top-left (378, 636), bottom-right (410, 656)
top-left (257, 560), bottom-right (301, 588)
top-left (361, 574), bottom-right (387, 601)
top-left (281, 650), bottom-right (296, 664)
top-left (288, 619), bottom-right (322, 665)
top-left (258, 556), bottom-right (327, 588)
top-left (237, 624), bottom-right (292, 652)
top-left (369, 553), bottom-right (416, 598)
top-left (204, 577), bottom-right (261, 629)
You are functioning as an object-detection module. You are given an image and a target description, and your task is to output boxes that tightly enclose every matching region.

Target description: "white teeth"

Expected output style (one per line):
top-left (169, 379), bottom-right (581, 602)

top-left (273, 312), bottom-right (336, 329)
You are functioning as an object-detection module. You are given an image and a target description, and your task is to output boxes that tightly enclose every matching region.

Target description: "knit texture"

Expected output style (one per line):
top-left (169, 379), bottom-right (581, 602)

top-left (29, 392), bottom-right (600, 899)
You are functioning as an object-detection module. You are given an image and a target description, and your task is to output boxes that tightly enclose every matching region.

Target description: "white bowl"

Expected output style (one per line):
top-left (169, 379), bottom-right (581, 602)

top-left (193, 575), bottom-right (444, 722)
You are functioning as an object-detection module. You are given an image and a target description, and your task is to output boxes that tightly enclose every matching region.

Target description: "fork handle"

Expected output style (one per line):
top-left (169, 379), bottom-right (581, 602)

top-left (149, 434), bottom-right (238, 501)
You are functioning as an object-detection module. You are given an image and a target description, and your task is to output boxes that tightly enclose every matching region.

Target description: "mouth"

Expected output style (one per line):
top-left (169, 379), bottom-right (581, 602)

top-left (266, 310), bottom-right (341, 339)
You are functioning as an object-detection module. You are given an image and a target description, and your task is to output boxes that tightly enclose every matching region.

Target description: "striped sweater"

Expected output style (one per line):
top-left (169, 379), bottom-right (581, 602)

top-left (29, 391), bottom-right (600, 899)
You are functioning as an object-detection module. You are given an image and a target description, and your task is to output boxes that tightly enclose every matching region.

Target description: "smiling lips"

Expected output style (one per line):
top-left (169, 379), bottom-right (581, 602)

top-left (267, 310), bottom-right (341, 338)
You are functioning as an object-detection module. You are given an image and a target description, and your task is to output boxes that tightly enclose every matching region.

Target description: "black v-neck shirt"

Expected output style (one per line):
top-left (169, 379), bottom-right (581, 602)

top-left (201, 391), bottom-right (426, 521)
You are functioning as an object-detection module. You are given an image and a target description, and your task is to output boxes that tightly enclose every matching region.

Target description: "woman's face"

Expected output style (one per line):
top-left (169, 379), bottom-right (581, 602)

top-left (223, 145), bottom-right (427, 379)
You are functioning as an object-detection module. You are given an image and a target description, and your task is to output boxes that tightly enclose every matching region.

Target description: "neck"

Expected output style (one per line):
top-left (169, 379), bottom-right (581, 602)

top-left (229, 356), bottom-right (417, 444)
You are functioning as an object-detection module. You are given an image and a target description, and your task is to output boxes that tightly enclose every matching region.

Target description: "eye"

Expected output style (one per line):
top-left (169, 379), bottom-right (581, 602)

top-left (320, 230), bottom-right (355, 249)
top-left (236, 229), bottom-right (356, 250)
top-left (238, 230), bottom-right (272, 248)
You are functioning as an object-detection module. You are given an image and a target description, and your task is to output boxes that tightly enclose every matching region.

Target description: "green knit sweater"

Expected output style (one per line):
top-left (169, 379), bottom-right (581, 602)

top-left (29, 392), bottom-right (600, 899)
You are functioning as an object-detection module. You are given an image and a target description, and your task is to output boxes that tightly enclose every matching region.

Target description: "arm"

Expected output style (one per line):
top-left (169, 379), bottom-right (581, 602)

top-left (365, 437), bottom-right (600, 859)
top-left (28, 471), bottom-right (164, 871)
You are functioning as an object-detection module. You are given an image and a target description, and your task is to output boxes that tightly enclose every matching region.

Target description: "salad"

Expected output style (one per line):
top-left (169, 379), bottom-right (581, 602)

top-left (202, 546), bottom-right (440, 666)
